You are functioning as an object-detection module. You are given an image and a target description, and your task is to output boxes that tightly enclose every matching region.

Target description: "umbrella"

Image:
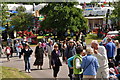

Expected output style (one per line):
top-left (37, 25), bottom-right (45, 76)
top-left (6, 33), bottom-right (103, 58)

top-left (0, 26), bottom-right (6, 30)
top-left (7, 10), bottom-right (18, 13)
top-left (11, 11), bottom-right (18, 13)
top-left (10, 26), bottom-right (15, 29)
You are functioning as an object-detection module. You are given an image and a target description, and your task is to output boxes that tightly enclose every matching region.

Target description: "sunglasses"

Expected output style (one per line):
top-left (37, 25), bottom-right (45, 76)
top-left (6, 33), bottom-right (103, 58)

top-left (54, 47), bottom-right (58, 48)
top-left (91, 46), bottom-right (93, 48)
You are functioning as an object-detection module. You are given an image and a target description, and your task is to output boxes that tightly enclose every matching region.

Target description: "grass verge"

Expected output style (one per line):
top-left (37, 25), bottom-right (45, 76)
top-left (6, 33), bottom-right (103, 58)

top-left (1, 66), bottom-right (32, 80)
top-left (85, 34), bottom-right (102, 45)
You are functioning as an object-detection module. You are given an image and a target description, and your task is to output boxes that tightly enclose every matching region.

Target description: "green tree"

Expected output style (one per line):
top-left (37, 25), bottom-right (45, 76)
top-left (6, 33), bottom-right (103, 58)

top-left (10, 6), bottom-right (34, 31)
top-left (10, 12), bottom-right (34, 31)
top-left (16, 6), bottom-right (26, 12)
top-left (0, 3), bottom-right (9, 27)
top-left (110, 1), bottom-right (120, 30)
top-left (40, 2), bottom-right (88, 39)
top-left (0, 3), bottom-right (13, 40)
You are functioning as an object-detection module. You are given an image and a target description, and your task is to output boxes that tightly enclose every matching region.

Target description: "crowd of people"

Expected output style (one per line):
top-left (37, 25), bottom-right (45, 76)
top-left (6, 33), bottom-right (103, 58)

top-left (0, 36), bottom-right (120, 80)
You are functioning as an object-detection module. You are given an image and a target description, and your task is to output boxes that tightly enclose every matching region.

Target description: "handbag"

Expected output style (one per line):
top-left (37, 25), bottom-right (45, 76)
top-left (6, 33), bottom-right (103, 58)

top-left (6, 49), bottom-right (11, 54)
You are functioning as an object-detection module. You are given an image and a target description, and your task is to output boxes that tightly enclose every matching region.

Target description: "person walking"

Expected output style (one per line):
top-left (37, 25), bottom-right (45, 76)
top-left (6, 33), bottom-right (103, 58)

top-left (15, 40), bottom-right (21, 56)
top-left (51, 44), bottom-right (62, 80)
top-left (0, 45), bottom-right (2, 58)
top-left (91, 40), bottom-right (109, 79)
top-left (18, 43), bottom-right (23, 58)
top-left (81, 47), bottom-right (99, 80)
top-left (21, 44), bottom-right (33, 73)
top-left (46, 40), bottom-right (54, 69)
top-left (115, 40), bottom-right (120, 66)
top-left (61, 40), bottom-right (67, 61)
top-left (33, 42), bottom-right (45, 70)
top-left (5, 46), bottom-right (11, 61)
top-left (65, 39), bottom-right (76, 80)
top-left (81, 34), bottom-right (86, 49)
top-left (8, 39), bottom-right (14, 58)
top-left (15, 40), bottom-right (19, 56)
top-left (68, 46), bottom-right (83, 80)
top-left (105, 37), bottom-right (116, 62)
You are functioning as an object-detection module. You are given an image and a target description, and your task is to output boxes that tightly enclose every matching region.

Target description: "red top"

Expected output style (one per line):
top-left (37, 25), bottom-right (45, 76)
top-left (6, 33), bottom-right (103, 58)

top-left (5, 47), bottom-right (11, 54)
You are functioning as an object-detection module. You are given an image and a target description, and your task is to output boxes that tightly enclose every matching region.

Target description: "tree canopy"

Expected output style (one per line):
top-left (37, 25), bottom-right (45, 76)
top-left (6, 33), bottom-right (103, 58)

top-left (10, 6), bottom-right (34, 31)
top-left (0, 3), bottom-right (9, 27)
top-left (16, 6), bottom-right (26, 12)
top-left (40, 2), bottom-right (88, 34)
top-left (110, 1), bottom-right (120, 30)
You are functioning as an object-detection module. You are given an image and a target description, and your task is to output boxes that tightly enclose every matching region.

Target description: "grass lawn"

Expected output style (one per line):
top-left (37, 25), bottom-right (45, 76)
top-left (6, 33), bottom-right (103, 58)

top-left (1, 66), bottom-right (32, 80)
top-left (85, 34), bottom-right (102, 45)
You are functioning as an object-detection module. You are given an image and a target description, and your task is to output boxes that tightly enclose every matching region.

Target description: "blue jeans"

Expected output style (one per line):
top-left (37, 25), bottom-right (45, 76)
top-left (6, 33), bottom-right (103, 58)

top-left (116, 74), bottom-right (120, 80)
top-left (24, 56), bottom-right (30, 70)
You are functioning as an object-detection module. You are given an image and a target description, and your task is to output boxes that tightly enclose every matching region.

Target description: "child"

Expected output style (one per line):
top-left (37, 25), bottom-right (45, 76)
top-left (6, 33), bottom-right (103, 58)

top-left (5, 46), bottom-right (11, 61)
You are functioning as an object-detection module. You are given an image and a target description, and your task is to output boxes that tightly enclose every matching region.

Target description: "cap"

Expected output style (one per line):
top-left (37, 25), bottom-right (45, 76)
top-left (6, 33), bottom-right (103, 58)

top-left (69, 39), bottom-right (74, 43)
top-left (39, 42), bottom-right (42, 44)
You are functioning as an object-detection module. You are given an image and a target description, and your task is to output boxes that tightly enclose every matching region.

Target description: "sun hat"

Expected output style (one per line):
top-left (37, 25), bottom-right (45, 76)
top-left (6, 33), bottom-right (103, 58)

top-left (69, 39), bottom-right (74, 42)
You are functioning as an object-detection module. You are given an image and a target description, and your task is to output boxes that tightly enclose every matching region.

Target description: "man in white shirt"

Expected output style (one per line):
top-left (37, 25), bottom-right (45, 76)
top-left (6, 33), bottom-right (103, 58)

top-left (91, 40), bottom-right (109, 79)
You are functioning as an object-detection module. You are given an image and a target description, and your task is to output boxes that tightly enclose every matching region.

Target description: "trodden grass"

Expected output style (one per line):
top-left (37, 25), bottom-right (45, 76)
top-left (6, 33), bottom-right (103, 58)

top-left (1, 66), bottom-right (32, 80)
